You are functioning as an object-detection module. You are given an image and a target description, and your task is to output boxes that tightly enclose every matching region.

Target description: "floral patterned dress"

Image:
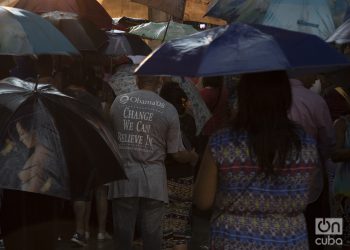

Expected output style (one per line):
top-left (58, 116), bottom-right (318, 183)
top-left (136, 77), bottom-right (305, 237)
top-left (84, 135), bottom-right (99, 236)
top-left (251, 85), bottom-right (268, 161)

top-left (209, 129), bottom-right (318, 250)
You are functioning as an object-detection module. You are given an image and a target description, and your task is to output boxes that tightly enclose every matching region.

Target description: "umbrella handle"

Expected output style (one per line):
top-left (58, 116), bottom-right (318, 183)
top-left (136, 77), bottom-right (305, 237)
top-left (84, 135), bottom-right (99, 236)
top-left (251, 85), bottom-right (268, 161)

top-left (35, 76), bottom-right (39, 91)
top-left (161, 17), bottom-right (172, 43)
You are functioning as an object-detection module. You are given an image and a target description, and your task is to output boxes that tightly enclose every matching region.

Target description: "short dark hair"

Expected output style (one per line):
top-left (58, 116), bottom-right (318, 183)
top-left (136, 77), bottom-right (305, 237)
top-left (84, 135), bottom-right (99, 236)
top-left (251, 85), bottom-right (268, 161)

top-left (202, 76), bottom-right (224, 88)
top-left (136, 75), bottom-right (160, 89)
top-left (35, 55), bottom-right (53, 76)
top-left (61, 62), bottom-right (85, 89)
top-left (159, 81), bottom-right (187, 114)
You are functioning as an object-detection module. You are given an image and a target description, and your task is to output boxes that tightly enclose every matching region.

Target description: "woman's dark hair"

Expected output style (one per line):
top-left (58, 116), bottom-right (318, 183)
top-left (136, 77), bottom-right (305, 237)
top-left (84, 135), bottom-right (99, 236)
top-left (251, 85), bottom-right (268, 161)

top-left (233, 70), bottom-right (301, 175)
top-left (10, 108), bottom-right (36, 147)
top-left (159, 81), bottom-right (187, 114)
top-left (202, 76), bottom-right (224, 88)
top-left (13, 103), bottom-right (36, 133)
top-left (16, 116), bottom-right (32, 133)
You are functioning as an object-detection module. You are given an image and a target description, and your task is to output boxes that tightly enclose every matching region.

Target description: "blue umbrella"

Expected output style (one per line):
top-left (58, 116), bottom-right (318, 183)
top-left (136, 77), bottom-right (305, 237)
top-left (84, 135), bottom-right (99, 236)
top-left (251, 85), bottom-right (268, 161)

top-left (0, 7), bottom-right (79, 55)
top-left (327, 18), bottom-right (350, 44)
top-left (206, 0), bottom-right (350, 40)
top-left (135, 23), bottom-right (350, 77)
top-left (206, 0), bottom-right (270, 24)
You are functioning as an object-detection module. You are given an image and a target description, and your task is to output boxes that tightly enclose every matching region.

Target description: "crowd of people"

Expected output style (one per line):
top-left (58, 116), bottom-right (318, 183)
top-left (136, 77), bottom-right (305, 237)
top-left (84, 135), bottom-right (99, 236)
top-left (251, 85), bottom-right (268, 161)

top-left (0, 44), bottom-right (350, 250)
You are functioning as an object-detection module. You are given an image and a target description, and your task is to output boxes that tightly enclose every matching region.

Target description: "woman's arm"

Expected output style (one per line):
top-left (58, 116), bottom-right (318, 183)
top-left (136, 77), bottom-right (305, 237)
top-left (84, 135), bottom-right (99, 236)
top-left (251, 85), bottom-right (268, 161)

top-left (25, 176), bottom-right (44, 192)
top-left (331, 118), bottom-right (350, 162)
top-left (19, 149), bottom-right (47, 192)
top-left (18, 166), bottom-right (44, 192)
top-left (194, 145), bottom-right (218, 210)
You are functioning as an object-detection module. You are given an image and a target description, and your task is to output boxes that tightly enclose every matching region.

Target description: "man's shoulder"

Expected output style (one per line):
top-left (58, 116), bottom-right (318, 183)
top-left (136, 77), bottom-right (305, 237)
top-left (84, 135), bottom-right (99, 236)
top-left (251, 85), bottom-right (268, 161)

top-left (116, 89), bottom-right (140, 98)
top-left (293, 85), bottom-right (327, 104)
top-left (111, 91), bottom-right (177, 114)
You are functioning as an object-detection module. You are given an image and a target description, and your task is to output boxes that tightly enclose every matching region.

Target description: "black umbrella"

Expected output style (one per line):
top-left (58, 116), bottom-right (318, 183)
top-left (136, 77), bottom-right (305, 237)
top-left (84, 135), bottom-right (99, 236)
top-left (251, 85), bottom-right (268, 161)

top-left (0, 77), bottom-right (126, 199)
top-left (105, 30), bottom-right (152, 56)
top-left (112, 16), bottom-right (148, 30)
top-left (13, 0), bottom-right (113, 29)
top-left (42, 11), bottom-right (108, 51)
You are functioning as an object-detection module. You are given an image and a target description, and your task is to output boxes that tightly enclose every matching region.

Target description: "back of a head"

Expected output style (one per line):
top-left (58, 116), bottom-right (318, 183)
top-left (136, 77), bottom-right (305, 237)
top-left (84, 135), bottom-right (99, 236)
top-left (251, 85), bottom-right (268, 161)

top-left (12, 105), bottom-right (38, 141)
top-left (235, 71), bottom-right (292, 129)
top-left (61, 62), bottom-right (85, 89)
top-left (35, 55), bottom-right (53, 77)
top-left (202, 76), bottom-right (224, 88)
top-left (15, 113), bottom-right (33, 133)
top-left (234, 70), bottom-right (300, 175)
top-left (136, 75), bottom-right (161, 90)
top-left (0, 55), bottom-right (15, 79)
top-left (159, 81), bottom-right (187, 114)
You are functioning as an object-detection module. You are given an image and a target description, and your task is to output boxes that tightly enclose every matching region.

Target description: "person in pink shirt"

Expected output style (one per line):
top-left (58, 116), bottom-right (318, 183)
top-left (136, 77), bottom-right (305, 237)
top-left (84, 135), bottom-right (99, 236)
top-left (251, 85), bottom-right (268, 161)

top-left (289, 76), bottom-right (335, 161)
top-left (200, 76), bottom-right (229, 137)
top-left (289, 74), bottom-right (335, 250)
top-left (197, 76), bottom-right (230, 159)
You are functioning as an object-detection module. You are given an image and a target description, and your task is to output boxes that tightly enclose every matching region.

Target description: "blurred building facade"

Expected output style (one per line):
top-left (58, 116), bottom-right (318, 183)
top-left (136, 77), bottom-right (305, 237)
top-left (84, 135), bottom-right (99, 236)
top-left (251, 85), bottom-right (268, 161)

top-left (98, 0), bottom-right (225, 25)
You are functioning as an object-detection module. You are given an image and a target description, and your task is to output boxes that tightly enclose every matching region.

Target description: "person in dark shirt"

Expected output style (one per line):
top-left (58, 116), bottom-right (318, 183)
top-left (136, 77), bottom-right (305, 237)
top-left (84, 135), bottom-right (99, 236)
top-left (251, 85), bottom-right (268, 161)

top-left (160, 81), bottom-right (197, 250)
top-left (62, 63), bottom-right (111, 246)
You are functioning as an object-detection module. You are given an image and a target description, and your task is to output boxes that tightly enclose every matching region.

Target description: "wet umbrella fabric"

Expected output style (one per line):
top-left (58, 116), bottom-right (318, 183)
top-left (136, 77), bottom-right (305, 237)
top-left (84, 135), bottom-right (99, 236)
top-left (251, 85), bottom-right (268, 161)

top-left (0, 77), bottom-right (126, 199)
top-left (206, 0), bottom-right (269, 24)
top-left (13, 0), bottom-right (112, 29)
top-left (105, 30), bottom-right (152, 56)
top-left (0, 7), bottom-right (79, 55)
top-left (327, 18), bottom-right (350, 44)
top-left (135, 23), bottom-right (350, 77)
top-left (206, 0), bottom-right (350, 40)
top-left (112, 16), bottom-right (148, 30)
top-left (42, 11), bottom-right (108, 51)
top-left (107, 64), bottom-right (139, 96)
top-left (129, 21), bottom-right (199, 41)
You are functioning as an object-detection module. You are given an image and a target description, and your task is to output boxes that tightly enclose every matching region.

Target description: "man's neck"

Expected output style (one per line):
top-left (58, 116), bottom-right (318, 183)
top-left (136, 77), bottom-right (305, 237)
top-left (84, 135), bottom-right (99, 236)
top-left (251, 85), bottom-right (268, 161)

top-left (140, 86), bottom-right (157, 93)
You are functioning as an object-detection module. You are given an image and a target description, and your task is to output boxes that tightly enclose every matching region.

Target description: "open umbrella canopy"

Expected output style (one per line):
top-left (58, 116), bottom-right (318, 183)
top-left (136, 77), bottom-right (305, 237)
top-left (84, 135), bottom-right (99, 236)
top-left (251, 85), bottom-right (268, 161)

top-left (0, 77), bottom-right (126, 199)
top-left (112, 16), bottom-right (148, 30)
top-left (129, 20), bottom-right (199, 41)
top-left (13, 0), bottom-right (112, 29)
top-left (105, 30), bottom-right (152, 56)
top-left (0, 7), bottom-right (79, 55)
top-left (42, 11), bottom-right (108, 51)
top-left (206, 0), bottom-right (350, 40)
top-left (206, 0), bottom-right (270, 24)
top-left (107, 64), bottom-right (139, 96)
top-left (327, 18), bottom-right (350, 44)
top-left (135, 23), bottom-right (350, 77)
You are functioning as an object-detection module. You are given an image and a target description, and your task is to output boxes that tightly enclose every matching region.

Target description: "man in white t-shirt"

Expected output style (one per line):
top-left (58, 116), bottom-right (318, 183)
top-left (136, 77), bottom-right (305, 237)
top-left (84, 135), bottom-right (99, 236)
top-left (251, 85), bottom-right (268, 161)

top-left (109, 75), bottom-right (198, 250)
